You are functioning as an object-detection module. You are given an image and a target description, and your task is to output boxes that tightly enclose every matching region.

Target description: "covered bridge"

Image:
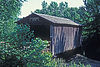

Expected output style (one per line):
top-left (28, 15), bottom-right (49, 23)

top-left (16, 13), bottom-right (82, 55)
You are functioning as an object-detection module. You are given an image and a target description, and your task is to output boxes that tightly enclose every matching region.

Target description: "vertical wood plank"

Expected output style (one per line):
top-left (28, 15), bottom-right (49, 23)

top-left (52, 25), bottom-right (81, 55)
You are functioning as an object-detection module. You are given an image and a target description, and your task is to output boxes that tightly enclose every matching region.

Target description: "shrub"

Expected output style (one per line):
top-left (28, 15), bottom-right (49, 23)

top-left (0, 24), bottom-right (52, 67)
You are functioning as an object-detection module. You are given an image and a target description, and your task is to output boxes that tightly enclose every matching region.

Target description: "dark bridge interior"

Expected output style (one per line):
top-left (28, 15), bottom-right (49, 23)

top-left (30, 25), bottom-right (50, 41)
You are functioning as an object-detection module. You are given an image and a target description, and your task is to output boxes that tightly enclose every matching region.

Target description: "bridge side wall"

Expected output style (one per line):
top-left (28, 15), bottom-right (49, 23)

top-left (51, 25), bottom-right (82, 55)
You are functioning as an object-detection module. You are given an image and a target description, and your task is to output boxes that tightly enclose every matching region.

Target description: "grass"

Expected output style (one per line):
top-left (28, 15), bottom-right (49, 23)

top-left (48, 58), bottom-right (91, 67)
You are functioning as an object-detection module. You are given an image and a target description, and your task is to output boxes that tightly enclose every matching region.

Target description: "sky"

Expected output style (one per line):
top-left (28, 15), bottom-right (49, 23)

top-left (19, 0), bottom-right (84, 18)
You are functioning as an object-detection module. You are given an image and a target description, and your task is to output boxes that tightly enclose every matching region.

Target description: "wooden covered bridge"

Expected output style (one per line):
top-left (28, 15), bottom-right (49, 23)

top-left (16, 13), bottom-right (82, 55)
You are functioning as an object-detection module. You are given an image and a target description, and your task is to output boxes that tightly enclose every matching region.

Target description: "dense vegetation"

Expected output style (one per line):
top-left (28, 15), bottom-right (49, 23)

top-left (0, 0), bottom-right (52, 66)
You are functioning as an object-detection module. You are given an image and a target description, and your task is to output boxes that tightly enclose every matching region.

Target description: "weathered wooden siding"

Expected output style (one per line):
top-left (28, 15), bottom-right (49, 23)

top-left (50, 25), bottom-right (54, 55)
top-left (51, 25), bottom-right (82, 55)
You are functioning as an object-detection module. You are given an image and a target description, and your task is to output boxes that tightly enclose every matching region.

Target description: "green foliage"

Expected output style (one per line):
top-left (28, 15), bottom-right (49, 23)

top-left (0, 0), bottom-right (26, 42)
top-left (75, 0), bottom-right (100, 42)
top-left (68, 62), bottom-right (91, 67)
top-left (45, 58), bottom-right (91, 67)
top-left (0, 0), bottom-right (28, 66)
top-left (42, 0), bottom-right (48, 9)
top-left (0, 24), bottom-right (53, 66)
top-left (0, 0), bottom-right (53, 66)
top-left (48, 58), bottom-right (67, 67)
top-left (84, 0), bottom-right (100, 32)
top-left (35, 1), bottom-right (68, 17)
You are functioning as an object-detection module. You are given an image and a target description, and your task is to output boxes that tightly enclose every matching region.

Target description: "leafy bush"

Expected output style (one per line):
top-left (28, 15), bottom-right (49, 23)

top-left (0, 24), bottom-right (52, 67)
top-left (47, 58), bottom-right (67, 67)
top-left (0, 0), bottom-right (53, 66)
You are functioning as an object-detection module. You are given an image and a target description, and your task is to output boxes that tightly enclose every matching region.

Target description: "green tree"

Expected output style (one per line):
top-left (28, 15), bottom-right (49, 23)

top-left (0, 0), bottom-right (26, 66)
top-left (75, 0), bottom-right (100, 41)
top-left (41, 0), bottom-right (48, 14)
top-left (42, 0), bottom-right (47, 9)
top-left (35, 1), bottom-right (59, 16)
top-left (77, 0), bottom-right (100, 60)
top-left (83, 0), bottom-right (100, 38)
top-left (0, 0), bottom-right (26, 42)
top-left (47, 2), bottom-right (59, 16)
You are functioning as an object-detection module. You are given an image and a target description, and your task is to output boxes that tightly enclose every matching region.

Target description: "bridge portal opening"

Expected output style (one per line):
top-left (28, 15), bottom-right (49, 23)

top-left (30, 25), bottom-right (50, 41)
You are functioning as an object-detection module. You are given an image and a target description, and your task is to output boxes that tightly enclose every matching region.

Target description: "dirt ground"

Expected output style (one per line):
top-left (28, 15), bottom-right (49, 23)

top-left (67, 54), bottom-right (100, 67)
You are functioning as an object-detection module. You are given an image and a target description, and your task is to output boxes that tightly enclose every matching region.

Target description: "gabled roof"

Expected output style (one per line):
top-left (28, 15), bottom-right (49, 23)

top-left (35, 13), bottom-right (80, 26)
top-left (16, 13), bottom-right (81, 26)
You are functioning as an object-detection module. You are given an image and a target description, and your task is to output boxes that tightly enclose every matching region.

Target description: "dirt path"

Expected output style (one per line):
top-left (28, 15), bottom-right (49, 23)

top-left (67, 54), bottom-right (100, 67)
